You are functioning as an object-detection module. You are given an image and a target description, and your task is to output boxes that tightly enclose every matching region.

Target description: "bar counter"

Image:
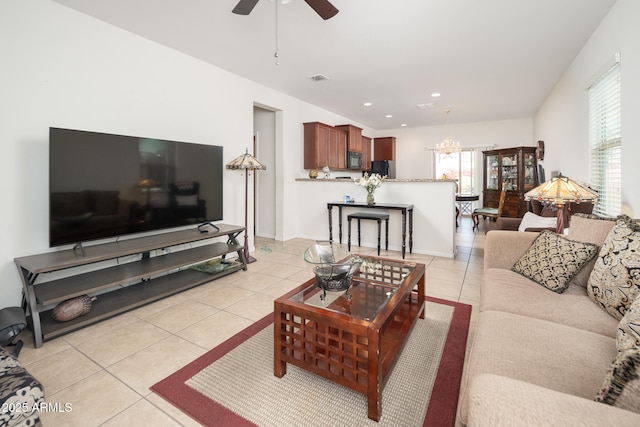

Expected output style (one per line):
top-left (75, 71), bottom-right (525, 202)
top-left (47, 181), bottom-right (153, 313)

top-left (295, 178), bottom-right (456, 258)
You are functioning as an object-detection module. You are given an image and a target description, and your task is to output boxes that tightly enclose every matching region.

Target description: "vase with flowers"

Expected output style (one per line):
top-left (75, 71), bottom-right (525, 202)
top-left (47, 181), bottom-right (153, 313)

top-left (354, 172), bottom-right (385, 205)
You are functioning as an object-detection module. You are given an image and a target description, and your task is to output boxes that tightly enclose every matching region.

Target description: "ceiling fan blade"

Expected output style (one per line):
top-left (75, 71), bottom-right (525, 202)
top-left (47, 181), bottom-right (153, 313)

top-left (304, 0), bottom-right (339, 20)
top-left (232, 0), bottom-right (260, 15)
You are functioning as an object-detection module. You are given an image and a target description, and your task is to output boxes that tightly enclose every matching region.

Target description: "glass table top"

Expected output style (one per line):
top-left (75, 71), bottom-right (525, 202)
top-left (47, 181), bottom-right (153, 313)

top-left (289, 256), bottom-right (417, 321)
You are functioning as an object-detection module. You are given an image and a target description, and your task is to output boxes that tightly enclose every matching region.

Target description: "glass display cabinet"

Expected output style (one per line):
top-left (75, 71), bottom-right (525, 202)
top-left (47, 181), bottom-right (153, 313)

top-left (482, 147), bottom-right (539, 217)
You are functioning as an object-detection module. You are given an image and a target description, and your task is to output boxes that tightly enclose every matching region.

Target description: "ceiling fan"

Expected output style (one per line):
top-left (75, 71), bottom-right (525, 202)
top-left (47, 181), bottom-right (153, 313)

top-left (232, 0), bottom-right (339, 20)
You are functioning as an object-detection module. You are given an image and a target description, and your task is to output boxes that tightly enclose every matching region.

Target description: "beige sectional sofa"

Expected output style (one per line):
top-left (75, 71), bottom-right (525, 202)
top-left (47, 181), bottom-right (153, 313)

top-left (460, 215), bottom-right (640, 426)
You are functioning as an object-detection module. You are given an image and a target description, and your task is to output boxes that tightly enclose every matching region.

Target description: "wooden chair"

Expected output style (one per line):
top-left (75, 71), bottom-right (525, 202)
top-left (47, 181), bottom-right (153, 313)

top-left (472, 181), bottom-right (507, 230)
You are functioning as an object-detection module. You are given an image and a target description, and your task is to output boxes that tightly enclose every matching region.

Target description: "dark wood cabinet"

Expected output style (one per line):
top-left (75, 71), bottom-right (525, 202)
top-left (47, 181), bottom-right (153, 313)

top-left (330, 127), bottom-right (347, 169)
top-left (374, 137), bottom-right (396, 160)
top-left (482, 147), bottom-right (539, 217)
top-left (335, 124), bottom-right (363, 152)
top-left (362, 135), bottom-right (372, 171)
top-left (304, 122), bottom-right (331, 169)
top-left (303, 122), bottom-right (350, 170)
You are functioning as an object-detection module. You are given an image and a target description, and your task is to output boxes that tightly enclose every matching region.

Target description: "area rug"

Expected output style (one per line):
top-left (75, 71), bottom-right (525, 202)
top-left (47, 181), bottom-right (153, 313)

top-left (151, 297), bottom-right (471, 427)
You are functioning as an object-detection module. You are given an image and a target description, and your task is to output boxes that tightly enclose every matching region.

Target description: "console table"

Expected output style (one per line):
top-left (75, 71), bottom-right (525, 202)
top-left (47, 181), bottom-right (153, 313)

top-left (327, 202), bottom-right (414, 258)
top-left (14, 224), bottom-right (246, 348)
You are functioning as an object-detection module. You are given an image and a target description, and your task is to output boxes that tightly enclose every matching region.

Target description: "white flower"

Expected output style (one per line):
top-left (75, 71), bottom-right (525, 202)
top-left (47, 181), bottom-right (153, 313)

top-left (354, 172), bottom-right (386, 193)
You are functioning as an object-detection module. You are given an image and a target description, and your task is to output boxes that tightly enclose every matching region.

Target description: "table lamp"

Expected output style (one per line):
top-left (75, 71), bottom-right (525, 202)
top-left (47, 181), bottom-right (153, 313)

top-left (524, 174), bottom-right (598, 234)
top-left (226, 148), bottom-right (266, 263)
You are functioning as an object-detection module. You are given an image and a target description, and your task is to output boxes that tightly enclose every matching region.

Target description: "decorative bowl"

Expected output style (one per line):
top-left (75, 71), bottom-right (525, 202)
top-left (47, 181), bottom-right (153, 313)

top-left (303, 241), bottom-right (362, 300)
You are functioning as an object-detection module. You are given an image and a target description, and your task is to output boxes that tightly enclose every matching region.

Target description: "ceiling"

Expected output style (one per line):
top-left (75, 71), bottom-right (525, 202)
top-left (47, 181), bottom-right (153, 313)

top-left (52, 0), bottom-right (616, 130)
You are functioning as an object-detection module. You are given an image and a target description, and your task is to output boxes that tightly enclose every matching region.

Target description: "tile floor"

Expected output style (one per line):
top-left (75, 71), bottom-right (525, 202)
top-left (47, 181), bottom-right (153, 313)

top-left (16, 216), bottom-right (493, 426)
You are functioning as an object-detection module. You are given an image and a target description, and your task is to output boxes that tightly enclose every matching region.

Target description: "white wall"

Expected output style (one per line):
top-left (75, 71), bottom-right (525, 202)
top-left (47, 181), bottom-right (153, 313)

top-left (534, 0), bottom-right (640, 217)
top-left (296, 180), bottom-right (457, 258)
top-left (376, 118), bottom-right (534, 179)
top-left (0, 0), bottom-right (372, 309)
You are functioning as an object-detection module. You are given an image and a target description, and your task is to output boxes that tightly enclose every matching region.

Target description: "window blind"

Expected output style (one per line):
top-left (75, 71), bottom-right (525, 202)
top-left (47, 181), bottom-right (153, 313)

top-left (589, 61), bottom-right (621, 217)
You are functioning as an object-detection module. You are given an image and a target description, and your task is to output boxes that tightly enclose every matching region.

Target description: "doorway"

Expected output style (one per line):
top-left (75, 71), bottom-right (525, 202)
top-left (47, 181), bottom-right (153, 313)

top-left (253, 106), bottom-right (277, 239)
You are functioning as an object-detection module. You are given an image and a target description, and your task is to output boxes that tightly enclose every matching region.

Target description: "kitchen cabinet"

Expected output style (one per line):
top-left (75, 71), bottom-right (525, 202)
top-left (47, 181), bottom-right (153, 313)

top-left (482, 146), bottom-right (539, 217)
top-left (304, 122), bottom-right (331, 169)
top-left (304, 122), bottom-right (348, 170)
top-left (330, 127), bottom-right (347, 169)
top-left (335, 124), bottom-right (363, 152)
top-left (374, 137), bottom-right (396, 160)
top-left (362, 136), bottom-right (372, 171)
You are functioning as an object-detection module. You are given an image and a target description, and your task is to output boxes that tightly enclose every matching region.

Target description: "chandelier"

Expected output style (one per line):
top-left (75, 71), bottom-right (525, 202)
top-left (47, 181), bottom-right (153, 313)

top-left (435, 109), bottom-right (461, 155)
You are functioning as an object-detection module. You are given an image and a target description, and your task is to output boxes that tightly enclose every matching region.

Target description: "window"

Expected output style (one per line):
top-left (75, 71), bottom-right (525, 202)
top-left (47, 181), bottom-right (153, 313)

top-left (589, 59), bottom-right (621, 217)
top-left (435, 149), bottom-right (476, 195)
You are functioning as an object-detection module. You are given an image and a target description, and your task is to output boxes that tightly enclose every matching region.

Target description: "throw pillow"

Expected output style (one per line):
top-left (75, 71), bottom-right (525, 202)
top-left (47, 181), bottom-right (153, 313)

top-left (618, 295), bottom-right (640, 352)
top-left (595, 347), bottom-right (640, 413)
top-left (587, 215), bottom-right (640, 320)
top-left (567, 214), bottom-right (616, 288)
top-left (517, 211), bottom-right (557, 232)
top-left (512, 230), bottom-right (599, 294)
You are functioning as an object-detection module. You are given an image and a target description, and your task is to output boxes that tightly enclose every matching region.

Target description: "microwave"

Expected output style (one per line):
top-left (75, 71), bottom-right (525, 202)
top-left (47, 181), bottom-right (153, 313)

top-left (347, 151), bottom-right (362, 169)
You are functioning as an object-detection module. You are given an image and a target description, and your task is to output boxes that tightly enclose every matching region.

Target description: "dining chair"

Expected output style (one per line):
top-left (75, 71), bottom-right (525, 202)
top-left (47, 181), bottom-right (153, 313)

top-left (472, 181), bottom-right (507, 230)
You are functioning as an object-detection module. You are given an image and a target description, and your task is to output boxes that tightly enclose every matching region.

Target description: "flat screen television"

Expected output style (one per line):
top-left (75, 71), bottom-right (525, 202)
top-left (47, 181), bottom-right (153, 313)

top-left (49, 127), bottom-right (223, 247)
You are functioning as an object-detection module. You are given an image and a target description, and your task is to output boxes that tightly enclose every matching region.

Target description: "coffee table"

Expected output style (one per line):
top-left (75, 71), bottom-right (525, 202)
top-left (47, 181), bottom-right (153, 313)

top-left (274, 255), bottom-right (425, 421)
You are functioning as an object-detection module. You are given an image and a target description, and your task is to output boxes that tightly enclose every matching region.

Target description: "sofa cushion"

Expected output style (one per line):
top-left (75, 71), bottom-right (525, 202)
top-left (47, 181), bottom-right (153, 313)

top-left (567, 214), bottom-right (616, 288)
top-left (588, 215), bottom-right (640, 320)
top-left (466, 374), bottom-right (640, 426)
top-left (482, 268), bottom-right (618, 337)
top-left (512, 230), bottom-right (598, 293)
top-left (463, 311), bottom-right (617, 421)
top-left (618, 296), bottom-right (640, 352)
top-left (517, 211), bottom-right (557, 232)
top-left (596, 348), bottom-right (640, 413)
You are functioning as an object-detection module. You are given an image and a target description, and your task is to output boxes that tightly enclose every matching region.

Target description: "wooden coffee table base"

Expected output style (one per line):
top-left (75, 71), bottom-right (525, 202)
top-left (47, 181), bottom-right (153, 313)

top-left (274, 259), bottom-right (425, 421)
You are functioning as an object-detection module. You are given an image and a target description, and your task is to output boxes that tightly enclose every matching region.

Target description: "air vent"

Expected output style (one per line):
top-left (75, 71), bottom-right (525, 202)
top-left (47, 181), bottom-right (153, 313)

top-left (308, 74), bottom-right (329, 82)
top-left (416, 103), bottom-right (434, 109)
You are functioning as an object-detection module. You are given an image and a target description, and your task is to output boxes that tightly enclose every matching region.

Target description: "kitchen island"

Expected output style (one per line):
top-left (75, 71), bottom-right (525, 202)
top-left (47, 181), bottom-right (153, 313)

top-left (295, 178), bottom-right (457, 258)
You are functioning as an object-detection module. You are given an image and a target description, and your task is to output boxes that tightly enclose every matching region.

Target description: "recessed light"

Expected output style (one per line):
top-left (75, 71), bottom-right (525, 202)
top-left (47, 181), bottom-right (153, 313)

top-left (363, 102), bottom-right (372, 107)
top-left (431, 92), bottom-right (441, 97)
top-left (401, 123), bottom-right (407, 127)
top-left (385, 115), bottom-right (393, 118)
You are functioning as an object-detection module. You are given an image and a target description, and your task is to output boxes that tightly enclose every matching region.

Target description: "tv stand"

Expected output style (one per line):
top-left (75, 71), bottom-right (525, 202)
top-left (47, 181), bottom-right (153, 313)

top-left (14, 224), bottom-right (246, 348)
top-left (72, 242), bottom-right (86, 256)
top-left (198, 222), bottom-right (220, 232)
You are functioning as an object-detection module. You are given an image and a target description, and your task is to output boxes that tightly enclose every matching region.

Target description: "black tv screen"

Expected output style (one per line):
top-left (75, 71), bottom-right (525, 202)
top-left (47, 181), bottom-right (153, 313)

top-left (49, 127), bottom-right (223, 247)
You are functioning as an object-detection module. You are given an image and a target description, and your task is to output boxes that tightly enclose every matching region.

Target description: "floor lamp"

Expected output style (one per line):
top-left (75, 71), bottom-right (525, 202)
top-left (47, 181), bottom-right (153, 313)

top-left (524, 174), bottom-right (598, 234)
top-left (226, 148), bottom-right (266, 264)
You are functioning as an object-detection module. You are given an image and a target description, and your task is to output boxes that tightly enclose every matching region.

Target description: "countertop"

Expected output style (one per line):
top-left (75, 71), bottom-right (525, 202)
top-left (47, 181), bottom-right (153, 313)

top-left (295, 178), bottom-right (457, 183)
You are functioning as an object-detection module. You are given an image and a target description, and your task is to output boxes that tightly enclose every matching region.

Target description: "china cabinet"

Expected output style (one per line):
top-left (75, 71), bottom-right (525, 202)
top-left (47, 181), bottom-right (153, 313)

top-left (482, 147), bottom-right (538, 217)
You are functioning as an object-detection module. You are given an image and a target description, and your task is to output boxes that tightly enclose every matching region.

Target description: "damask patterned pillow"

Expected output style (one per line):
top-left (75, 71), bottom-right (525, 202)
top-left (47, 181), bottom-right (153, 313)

top-left (567, 214), bottom-right (615, 288)
top-left (512, 230), bottom-right (599, 293)
top-left (595, 347), bottom-right (640, 413)
top-left (618, 295), bottom-right (640, 352)
top-left (588, 215), bottom-right (640, 320)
